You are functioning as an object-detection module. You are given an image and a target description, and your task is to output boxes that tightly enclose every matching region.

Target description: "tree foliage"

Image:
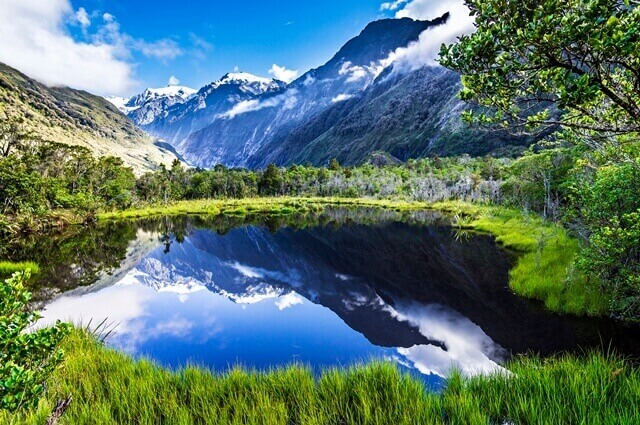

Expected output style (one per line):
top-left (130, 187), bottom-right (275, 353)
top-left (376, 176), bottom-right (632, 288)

top-left (573, 161), bottom-right (640, 320)
top-left (440, 0), bottom-right (640, 144)
top-left (0, 272), bottom-right (70, 412)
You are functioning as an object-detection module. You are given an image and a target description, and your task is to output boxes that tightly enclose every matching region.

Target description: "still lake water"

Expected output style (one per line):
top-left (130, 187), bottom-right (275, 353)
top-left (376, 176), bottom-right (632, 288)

top-left (15, 208), bottom-right (640, 389)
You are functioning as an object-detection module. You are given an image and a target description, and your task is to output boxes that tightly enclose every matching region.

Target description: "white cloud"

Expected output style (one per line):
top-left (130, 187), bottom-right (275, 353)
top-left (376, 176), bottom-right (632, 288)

top-left (275, 292), bottom-right (303, 310)
top-left (338, 60), bottom-right (386, 85)
top-left (218, 89), bottom-right (299, 119)
top-left (0, 0), bottom-right (186, 96)
top-left (188, 33), bottom-right (213, 51)
top-left (74, 7), bottom-right (90, 28)
top-left (0, 0), bottom-right (135, 96)
top-left (331, 93), bottom-right (353, 103)
top-left (384, 302), bottom-right (508, 377)
top-left (380, 0), bottom-right (409, 11)
top-left (168, 75), bottom-right (180, 86)
top-left (188, 32), bottom-right (213, 60)
top-left (94, 14), bottom-right (183, 62)
top-left (376, 0), bottom-right (475, 73)
top-left (268, 64), bottom-right (299, 84)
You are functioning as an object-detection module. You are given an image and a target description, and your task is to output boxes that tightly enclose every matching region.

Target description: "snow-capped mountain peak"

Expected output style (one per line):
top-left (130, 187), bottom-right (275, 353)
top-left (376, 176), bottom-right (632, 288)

top-left (203, 72), bottom-right (285, 96)
top-left (105, 96), bottom-right (131, 113)
top-left (221, 72), bottom-right (277, 85)
top-left (142, 85), bottom-right (197, 101)
top-left (105, 85), bottom-right (197, 115)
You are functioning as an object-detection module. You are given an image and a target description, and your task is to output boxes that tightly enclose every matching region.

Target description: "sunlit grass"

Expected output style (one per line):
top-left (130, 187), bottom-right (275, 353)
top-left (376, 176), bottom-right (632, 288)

top-left (0, 261), bottom-right (39, 276)
top-left (96, 197), bottom-right (431, 220)
top-left (2, 331), bottom-right (637, 424)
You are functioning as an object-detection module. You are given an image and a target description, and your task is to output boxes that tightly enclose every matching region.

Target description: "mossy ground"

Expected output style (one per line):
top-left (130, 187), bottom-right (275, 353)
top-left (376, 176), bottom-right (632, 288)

top-left (2, 331), bottom-right (637, 425)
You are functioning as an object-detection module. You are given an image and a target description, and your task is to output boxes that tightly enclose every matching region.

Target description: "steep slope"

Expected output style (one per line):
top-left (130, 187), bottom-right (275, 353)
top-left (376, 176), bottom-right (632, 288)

top-left (177, 16), bottom-right (451, 168)
top-left (250, 67), bottom-right (532, 167)
top-left (0, 62), bottom-right (179, 172)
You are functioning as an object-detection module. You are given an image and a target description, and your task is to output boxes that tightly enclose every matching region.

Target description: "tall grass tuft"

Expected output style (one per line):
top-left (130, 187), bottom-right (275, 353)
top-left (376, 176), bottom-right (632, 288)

top-left (0, 261), bottom-right (39, 276)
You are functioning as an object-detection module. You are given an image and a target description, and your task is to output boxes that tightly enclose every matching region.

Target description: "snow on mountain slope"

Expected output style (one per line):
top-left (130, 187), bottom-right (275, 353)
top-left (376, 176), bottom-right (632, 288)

top-left (124, 72), bottom-right (286, 146)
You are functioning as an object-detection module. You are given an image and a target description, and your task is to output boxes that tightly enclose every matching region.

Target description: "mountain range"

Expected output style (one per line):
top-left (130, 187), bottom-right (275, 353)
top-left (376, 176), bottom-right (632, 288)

top-left (1, 14), bottom-right (534, 172)
top-left (108, 14), bottom-right (534, 169)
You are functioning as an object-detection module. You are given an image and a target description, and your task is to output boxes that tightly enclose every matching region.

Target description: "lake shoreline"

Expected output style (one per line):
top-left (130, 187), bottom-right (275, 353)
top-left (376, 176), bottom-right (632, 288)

top-left (96, 197), bottom-right (607, 318)
top-left (2, 199), bottom-right (636, 424)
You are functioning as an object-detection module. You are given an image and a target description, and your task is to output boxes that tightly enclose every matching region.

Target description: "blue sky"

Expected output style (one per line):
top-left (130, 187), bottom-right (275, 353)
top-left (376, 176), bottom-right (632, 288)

top-left (1, 0), bottom-right (466, 96)
top-left (69, 0), bottom-right (392, 92)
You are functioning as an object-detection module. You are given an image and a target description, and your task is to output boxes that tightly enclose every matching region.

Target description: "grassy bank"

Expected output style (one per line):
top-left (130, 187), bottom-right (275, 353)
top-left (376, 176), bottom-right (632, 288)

top-left (96, 197), bottom-right (430, 220)
top-left (433, 201), bottom-right (607, 315)
top-left (2, 331), bottom-right (637, 424)
top-left (98, 197), bottom-right (606, 316)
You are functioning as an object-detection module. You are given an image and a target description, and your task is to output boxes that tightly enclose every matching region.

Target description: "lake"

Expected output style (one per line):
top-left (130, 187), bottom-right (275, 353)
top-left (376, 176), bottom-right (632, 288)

top-left (10, 207), bottom-right (640, 390)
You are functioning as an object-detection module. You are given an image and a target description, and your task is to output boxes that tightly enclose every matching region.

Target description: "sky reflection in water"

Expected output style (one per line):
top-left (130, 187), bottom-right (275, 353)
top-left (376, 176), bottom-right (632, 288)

top-left (38, 221), bottom-right (518, 388)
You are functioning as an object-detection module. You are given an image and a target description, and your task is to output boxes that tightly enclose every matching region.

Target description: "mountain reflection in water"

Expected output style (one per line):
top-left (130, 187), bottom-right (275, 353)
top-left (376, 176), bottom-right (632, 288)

top-left (30, 210), bottom-right (640, 387)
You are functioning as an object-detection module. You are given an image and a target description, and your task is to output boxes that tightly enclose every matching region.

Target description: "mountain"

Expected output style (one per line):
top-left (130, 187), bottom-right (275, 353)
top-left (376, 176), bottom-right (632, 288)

top-left (107, 85), bottom-right (197, 123)
top-left (117, 72), bottom-right (286, 147)
top-left (0, 62), bottom-right (179, 172)
top-left (178, 16), bottom-right (454, 168)
top-left (249, 67), bottom-right (532, 167)
top-left (114, 15), bottom-right (534, 168)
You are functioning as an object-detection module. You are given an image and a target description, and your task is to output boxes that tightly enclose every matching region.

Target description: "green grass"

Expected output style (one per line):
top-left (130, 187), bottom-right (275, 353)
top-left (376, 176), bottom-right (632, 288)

top-left (2, 331), bottom-right (638, 424)
top-left (432, 201), bottom-right (607, 315)
top-left (0, 261), bottom-right (39, 276)
top-left (96, 197), bottom-right (430, 221)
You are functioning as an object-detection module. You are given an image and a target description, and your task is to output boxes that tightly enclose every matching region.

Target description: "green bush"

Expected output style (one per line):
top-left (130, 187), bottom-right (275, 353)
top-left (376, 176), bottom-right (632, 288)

top-left (0, 271), bottom-right (70, 412)
top-left (574, 161), bottom-right (640, 320)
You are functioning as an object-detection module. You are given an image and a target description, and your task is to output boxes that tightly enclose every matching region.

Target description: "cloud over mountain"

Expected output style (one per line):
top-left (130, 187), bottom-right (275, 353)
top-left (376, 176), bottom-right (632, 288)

top-left (0, 0), bottom-right (134, 95)
top-left (269, 64), bottom-right (300, 84)
top-left (381, 0), bottom-right (475, 71)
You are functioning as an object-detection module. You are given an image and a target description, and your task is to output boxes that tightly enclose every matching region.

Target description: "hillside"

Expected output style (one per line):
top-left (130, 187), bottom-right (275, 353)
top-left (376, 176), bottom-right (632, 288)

top-left (0, 63), bottom-right (179, 172)
top-left (249, 67), bottom-right (533, 167)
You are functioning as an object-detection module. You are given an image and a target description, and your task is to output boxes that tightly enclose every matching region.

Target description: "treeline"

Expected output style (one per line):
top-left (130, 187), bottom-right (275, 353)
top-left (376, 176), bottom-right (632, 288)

top-left (0, 123), bottom-right (512, 220)
top-left (0, 123), bottom-right (632, 228)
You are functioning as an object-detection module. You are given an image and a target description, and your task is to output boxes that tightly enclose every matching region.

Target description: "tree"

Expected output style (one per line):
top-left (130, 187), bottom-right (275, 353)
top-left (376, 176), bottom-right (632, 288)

top-left (328, 158), bottom-right (341, 171)
top-left (0, 118), bottom-right (32, 158)
top-left (573, 161), bottom-right (640, 320)
top-left (439, 0), bottom-right (640, 146)
top-left (258, 163), bottom-right (284, 196)
top-left (0, 271), bottom-right (70, 412)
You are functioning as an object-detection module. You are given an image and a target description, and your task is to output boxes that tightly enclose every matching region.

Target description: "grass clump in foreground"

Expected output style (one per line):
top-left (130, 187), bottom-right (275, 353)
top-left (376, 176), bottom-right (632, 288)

top-left (433, 201), bottom-right (607, 316)
top-left (2, 331), bottom-right (638, 425)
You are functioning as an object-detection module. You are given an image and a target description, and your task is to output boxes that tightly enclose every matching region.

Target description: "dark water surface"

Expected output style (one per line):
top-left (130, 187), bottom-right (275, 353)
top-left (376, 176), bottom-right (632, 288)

top-left (8, 208), bottom-right (639, 389)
